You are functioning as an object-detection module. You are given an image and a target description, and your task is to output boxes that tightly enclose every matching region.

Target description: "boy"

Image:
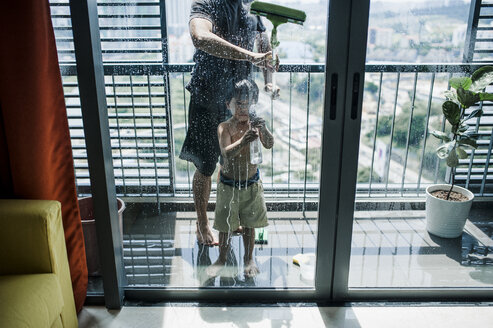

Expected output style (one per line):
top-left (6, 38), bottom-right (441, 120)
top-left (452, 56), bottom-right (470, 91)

top-left (207, 79), bottom-right (274, 278)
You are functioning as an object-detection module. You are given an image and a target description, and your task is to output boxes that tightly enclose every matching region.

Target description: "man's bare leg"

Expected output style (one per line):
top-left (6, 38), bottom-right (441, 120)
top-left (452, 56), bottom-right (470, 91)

top-left (243, 227), bottom-right (259, 277)
top-left (193, 170), bottom-right (217, 245)
top-left (206, 232), bottom-right (231, 277)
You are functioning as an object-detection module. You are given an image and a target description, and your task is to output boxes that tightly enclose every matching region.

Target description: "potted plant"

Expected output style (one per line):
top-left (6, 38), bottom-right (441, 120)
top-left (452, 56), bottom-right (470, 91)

top-left (427, 66), bottom-right (493, 238)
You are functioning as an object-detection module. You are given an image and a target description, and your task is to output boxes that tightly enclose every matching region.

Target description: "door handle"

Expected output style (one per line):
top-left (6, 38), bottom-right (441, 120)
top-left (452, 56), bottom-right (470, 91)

top-left (351, 73), bottom-right (360, 120)
top-left (330, 73), bottom-right (338, 120)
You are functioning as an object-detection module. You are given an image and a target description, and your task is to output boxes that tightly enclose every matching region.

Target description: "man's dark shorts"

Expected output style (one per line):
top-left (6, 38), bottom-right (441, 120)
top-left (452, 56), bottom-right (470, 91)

top-left (179, 95), bottom-right (230, 177)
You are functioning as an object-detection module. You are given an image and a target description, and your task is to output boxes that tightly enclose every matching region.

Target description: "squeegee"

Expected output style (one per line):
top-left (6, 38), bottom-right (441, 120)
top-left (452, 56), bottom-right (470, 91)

top-left (250, 1), bottom-right (306, 49)
top-left (250, 1), bottom-right (306, 97)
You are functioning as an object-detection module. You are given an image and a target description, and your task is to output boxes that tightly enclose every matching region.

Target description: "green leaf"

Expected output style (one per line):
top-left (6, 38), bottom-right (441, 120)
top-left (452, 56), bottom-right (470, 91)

top-left (458, 138), bottom-right (478, 149)
top-left (470, 66), bottom-right (493, 92)
top-left (458, 122), bottom-right (469, 133)
top-left (436, 141), bottom-right (455, 159)
top-left (456, 146), bottom-right (468, 159)
top-left (444, 90), bottom-right (459, 103)
top-left (457, 87), bottom-right (480, 108)
top-left (430, 130), bottom-right (451, 142)
top-left (442, 101), bottom-right (461, 125)
top-left (479, 93), bottom-right (493, 101)
top-left (447, 147), bottom-right (459, 167)
top-left (449, 77), bottom-right (472, 90)
top-left (463, 109), bottom-right (483, 122)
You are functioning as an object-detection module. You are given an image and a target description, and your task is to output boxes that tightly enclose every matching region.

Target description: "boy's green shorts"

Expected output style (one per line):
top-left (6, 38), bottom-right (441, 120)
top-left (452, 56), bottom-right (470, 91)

top-left (213, 181), bottom-right (268, 233)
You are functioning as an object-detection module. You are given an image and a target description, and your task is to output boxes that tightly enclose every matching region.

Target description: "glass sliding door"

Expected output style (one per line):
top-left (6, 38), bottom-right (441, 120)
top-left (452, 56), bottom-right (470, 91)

top-left (95, 0), bottom-right (348, 297)
top-left (333, 0), bottom-right (493, 298)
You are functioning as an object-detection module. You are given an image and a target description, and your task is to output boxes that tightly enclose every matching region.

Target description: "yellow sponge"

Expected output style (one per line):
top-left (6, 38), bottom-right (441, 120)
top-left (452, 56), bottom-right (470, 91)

top-left (292, 253), bottom-right (312, 266)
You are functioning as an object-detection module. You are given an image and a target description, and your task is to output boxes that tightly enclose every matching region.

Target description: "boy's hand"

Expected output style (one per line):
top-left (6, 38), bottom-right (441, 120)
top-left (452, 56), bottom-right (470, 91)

top-left (241, 128), bottom-right (259, 145)
top-left (251, 117), bottom-right (266, 131)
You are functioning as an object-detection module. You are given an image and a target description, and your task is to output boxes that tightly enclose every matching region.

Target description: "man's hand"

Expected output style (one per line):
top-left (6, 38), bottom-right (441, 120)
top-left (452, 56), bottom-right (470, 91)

top-left (264, 83), bottom-right (280, 99)
top-left (250, 51), bottom-right (277, 72)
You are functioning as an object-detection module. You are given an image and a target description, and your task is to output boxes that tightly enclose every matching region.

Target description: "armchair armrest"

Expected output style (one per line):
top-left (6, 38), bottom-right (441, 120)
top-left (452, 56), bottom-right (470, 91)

top-left (0, 200), bottom-right (65, 274)
top-left (0, 199), bottom-right (78, 327)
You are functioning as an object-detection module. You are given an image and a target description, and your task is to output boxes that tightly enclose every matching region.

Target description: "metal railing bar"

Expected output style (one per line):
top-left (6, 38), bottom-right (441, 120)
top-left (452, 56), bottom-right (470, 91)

top-left (99, 25), bottom-right (161, 30)
top-left (86, 122), bottom-right (168, 128)
top-left (103, 93), bottom-right (168, 98)
top-left (288, 72), bottom-right (293, 198)
top-left (473, 38), bottom-right (493, 42)
top-left (465, 108), bottom-right (482, 189)
top-left (112, 74), bottom-right (127, 195)
top-left (401, 72), bottom-right (419, 196)
top-left (161, 37), bottom-right (175, 197)
top-left (417, 73), bottom-right (435, 195)
top-left (73, 154), bottom-right (169, 160)
top-left (270, 105), bottom-right (274, 190)
top-left (70, 134), bottom-right (170, 140)
top-left (181, 73), bottom-right (192, 197)
top-left (50, 14), bottom-right (73, 18)
top-left (101, 50), bottom-right (162, 54)
top-left (106, 104), bottom-right (168, 109)
top-left (364, 64), bottom-right (482, 73)
top-left (97, 2), bottom-right (160, 6)
top-left (369, 72), bottom-right (383, 197)
top-left (54, 37), bottom-right (74, 42)
top-left (473, 49), bottom-right (493, 53)
top-left (77, 172), bottom-right (170, 179)
top-left (302, 72), bottom-right (311, 215)
top-left (97, 14), bottom-right (160, 19)
top-left (68, 113), bottom-right (167, 119)
top-left (75, 163), bottom-right (169, 169)
top-left (130, 74), bottom-right (144, 196)
top-left (480, 127), bottom-right (493, 195)
top-left (385, 72), bottom-right (400, 197)
top-left (147, 73), bottom-right (161, 203)
top-left (49, 3), bottom-right (70, 7)
top-left (434, 78), bottom-right (449, 185)
top-left (101, 38), bottom-right (162, 42)
top-left (50, 1), bottom-right (159, 6)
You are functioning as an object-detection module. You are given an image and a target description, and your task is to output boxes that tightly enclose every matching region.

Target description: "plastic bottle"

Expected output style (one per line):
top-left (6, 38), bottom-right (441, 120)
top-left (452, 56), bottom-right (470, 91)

top-left (250, 134), bottom-right (262, 164)
top-left (249, 105), bottom-right (263, 165)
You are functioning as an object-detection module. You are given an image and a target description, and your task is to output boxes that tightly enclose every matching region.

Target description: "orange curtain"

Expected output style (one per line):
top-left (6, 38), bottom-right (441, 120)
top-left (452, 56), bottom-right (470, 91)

top-left (0, 0), bottom-right (87, 312)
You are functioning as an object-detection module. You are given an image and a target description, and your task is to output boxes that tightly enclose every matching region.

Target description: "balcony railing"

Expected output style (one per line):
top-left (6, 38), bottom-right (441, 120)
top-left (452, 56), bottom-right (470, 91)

top-left (60, 63), bottom-right (493, 199)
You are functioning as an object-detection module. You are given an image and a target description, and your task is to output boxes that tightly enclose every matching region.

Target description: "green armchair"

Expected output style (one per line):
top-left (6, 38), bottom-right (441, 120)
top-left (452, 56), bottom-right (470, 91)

top-left (0, 200), bottom-right (78, 328)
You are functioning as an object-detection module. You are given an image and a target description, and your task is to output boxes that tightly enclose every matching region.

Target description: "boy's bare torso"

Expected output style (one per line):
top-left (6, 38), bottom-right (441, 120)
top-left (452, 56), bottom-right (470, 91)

top-left (220, 118), bottom-right (258, 181)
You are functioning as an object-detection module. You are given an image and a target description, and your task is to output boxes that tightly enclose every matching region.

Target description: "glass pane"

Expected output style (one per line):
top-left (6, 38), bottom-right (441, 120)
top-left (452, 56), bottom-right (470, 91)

top-left (349, 0), bottom-right (493, 288)
top-left (121, 0), bottom-right (328, 289)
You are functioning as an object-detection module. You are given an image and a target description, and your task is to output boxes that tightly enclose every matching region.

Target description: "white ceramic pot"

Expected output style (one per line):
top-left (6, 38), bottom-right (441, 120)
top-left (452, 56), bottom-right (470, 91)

top-left (425, 184), bottom-right (474, 238)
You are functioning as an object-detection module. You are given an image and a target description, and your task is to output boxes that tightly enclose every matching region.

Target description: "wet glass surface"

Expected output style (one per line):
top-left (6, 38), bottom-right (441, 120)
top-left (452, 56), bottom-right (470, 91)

top-left (122, 203), bottom-right (317, 288)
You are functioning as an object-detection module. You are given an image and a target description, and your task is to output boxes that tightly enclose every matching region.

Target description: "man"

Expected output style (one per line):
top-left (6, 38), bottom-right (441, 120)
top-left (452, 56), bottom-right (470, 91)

top-left (179, 0), bottom-right (278, 245)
